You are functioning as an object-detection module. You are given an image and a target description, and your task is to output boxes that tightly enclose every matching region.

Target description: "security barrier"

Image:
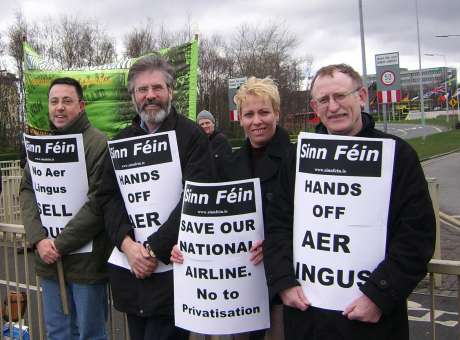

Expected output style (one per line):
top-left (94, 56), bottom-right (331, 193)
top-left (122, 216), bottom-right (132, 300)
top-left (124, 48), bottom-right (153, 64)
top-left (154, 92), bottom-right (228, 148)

top-left (427, 259), bottom-right (460, 340)
top-left (0, 222), bottom-right (131, 340)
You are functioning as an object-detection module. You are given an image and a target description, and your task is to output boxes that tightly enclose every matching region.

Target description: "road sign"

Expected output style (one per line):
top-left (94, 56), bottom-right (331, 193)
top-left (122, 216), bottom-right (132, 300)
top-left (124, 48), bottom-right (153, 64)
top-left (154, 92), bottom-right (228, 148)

top-left (375, 52), bottom-right (401, 103)
top-left (381, 71), bottom-right (396, 86)
top-left (228, 77), bottom-right (247, 122)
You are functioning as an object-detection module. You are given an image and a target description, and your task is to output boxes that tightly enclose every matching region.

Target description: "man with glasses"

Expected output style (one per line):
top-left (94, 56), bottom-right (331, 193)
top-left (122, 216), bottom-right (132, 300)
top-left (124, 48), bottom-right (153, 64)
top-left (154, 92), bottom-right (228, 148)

top-left (97, 55), bottom-right (212, 340)
top-left (264, 64), bottom-right (435, 339)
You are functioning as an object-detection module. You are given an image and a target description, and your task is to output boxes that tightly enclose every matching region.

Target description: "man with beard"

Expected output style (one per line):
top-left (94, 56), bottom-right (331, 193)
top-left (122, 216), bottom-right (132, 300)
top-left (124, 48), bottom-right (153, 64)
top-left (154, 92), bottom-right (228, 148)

top-left (97, 56), bottom-right (212, 340)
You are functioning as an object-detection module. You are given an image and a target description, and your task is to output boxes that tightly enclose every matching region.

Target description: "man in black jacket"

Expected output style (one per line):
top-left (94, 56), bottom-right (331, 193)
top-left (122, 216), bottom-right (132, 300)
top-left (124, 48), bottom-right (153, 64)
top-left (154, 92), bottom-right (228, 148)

top-left (264, 64), bottom-right (435, 340)
top-left (97, 56), bottom-right (212, 340)
top-left (197, 109), bottom-right (232, 159)
top-left (197, 109), bottom-right (232, 178)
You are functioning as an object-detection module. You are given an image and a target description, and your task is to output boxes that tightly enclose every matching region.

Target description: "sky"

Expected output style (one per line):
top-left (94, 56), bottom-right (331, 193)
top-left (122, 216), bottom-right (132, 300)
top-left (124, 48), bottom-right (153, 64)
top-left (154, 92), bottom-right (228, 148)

top-left (1, 0), bottom-right (459, 81)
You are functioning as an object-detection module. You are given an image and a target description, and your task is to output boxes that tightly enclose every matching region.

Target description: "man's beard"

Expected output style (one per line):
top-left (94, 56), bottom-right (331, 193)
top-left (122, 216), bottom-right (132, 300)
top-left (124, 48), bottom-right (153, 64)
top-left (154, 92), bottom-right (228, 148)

top-left (137, 98), bottom-right (171, 125)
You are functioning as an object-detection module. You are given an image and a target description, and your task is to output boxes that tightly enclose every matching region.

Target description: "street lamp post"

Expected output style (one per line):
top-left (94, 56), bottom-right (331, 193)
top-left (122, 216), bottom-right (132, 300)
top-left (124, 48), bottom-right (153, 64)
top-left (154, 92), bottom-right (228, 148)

top-left (425, 53), bottom-right (449, 123)
top-left (358, 0), bottom-right (369, 113)
top-left (415, 0), bottom-right (425, 139)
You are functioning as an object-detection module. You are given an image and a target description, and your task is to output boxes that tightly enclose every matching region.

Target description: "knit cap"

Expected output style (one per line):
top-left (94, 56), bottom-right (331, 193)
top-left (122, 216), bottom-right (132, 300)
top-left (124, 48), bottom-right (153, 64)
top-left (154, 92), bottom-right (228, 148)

top-left (197, 110), bottom-right (215, 124)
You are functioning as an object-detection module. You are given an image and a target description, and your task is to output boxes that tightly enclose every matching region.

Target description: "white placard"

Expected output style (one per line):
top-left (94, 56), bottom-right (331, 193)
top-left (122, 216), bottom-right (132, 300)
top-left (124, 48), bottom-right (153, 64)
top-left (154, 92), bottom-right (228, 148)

top-left (107, 131), bottom-right (182, 273)
top-left (293, 132), bottom-right (395, 311)
top-left (174, 179), bottom-right (270, 334)
top-left (24, 133), bottom-right (92, 253)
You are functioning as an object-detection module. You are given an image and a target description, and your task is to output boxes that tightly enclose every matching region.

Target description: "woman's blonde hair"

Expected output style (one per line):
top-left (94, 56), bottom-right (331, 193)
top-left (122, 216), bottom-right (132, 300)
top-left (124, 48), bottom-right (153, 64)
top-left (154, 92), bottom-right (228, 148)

top-left (234, 76), bottom-right (280, 113)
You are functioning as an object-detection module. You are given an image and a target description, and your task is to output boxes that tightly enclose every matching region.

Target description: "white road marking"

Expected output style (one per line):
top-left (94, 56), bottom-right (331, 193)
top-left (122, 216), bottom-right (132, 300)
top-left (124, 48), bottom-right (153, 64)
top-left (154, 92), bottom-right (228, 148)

top-left (408, 300), bottom-right (458, 327)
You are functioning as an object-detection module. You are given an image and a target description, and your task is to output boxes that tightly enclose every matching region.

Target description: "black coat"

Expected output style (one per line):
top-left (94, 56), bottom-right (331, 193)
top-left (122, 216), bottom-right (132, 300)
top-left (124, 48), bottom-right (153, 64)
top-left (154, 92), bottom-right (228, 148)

top-left (209, 130), bottom-right (232, 160)
top-left (208, 130), bottom-right (232, 178)
top-left (264, 113), bottom-right (435, 340)
top-left (97, 108), bottom-right (212, 317)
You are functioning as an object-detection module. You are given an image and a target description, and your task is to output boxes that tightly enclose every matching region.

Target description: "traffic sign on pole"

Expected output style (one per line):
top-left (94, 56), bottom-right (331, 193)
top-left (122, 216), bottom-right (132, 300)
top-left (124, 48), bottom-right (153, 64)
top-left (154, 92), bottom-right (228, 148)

top-left (228, 77), bottom-right (247, 122)
top-left (375, 52), bottom-right (401, 104)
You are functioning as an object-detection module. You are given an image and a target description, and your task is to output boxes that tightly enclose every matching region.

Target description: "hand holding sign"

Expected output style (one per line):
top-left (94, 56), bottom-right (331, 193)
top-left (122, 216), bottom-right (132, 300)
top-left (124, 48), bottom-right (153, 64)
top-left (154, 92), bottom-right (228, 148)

top-left (342, 294), bottom-right (382, 323)
top-left (36, 239), bottom-right (61, 264)
top-left (280, 286), bottom-right (310, 311)
top-left (170, 244), bottom-right (183, 264)
top-left (121, 236), bottom-right (158, 279)
top-left (172, 241), bottom-right (263, 265)
top-left (249, 240), bottom-right (263, 265)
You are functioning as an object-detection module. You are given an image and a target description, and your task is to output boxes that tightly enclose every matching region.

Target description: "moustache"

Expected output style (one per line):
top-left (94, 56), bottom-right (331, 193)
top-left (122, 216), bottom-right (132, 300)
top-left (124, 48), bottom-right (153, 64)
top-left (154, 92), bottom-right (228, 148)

top-left (142, 99), bottom-right (163, 110)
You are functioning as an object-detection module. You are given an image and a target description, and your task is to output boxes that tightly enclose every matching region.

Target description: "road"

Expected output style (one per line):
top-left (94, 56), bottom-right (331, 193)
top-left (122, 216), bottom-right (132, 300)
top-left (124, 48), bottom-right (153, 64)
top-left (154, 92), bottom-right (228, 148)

top-left (423, 152), bottom-right (460, 217)
top-left (375, 123), bottom-right (446, 139)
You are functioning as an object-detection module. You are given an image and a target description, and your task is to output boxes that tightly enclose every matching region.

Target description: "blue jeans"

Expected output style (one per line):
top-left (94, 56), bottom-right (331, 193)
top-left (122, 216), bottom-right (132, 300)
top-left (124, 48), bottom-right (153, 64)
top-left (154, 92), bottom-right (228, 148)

top-left (41, 278), bottom-right (108, 340)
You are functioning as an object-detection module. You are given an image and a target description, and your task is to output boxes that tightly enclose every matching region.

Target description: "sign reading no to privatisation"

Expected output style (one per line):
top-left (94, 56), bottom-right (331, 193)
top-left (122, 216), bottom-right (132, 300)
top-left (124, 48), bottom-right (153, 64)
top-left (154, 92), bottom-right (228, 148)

top-left (174, 179), bottom-right (270, 334)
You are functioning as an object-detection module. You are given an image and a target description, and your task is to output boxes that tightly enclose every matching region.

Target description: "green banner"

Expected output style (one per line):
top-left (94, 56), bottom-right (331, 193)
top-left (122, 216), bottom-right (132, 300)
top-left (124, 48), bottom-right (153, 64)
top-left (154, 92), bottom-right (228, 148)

top-left (23, 40), bottom-right (199, 136)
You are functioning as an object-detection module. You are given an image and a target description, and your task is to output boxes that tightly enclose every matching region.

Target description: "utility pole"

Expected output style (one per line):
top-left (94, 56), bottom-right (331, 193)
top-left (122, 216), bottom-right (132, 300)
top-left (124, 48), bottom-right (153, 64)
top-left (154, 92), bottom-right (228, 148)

top-left (359, 0), bottom-right (370, 113)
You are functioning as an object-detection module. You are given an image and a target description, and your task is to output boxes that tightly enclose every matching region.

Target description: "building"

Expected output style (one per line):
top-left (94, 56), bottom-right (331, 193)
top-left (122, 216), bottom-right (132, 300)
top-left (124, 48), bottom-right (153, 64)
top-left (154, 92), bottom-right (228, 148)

top-left (368, 67), bottom-right (457, 91)
top-left (367, 66), bottom-right (457, 111)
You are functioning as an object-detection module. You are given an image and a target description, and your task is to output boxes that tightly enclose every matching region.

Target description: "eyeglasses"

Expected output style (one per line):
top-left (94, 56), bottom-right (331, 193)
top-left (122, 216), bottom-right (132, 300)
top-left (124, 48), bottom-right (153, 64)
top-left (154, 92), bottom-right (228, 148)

top-left (135, 84), bottom-right (167, 94)
top-left (313, 87), bottom-right (362, 108)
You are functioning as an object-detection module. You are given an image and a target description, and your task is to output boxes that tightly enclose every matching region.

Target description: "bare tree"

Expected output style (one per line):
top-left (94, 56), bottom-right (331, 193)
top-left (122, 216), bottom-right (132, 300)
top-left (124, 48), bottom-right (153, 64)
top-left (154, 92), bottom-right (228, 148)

top-left (0, 34), bottom-right (5, 56)
top-left (7, 14), bottom-right (116, 69)
top-left (198, 35), bottom-right (235, 133)
top-left (48, 16), bottom-right (116, 68)
top-left (123, 20), bottom-right (157, 58)
top-left (7, 11), bottom-right (42, 72)
top-left (196, 22), bottom-right (308, 136)
top-left (123, 19), bottom-right (195, 57)
top-left (0, 71), bottom-right (20, 149)
top-left (5, 11), bottom-right (41, 136)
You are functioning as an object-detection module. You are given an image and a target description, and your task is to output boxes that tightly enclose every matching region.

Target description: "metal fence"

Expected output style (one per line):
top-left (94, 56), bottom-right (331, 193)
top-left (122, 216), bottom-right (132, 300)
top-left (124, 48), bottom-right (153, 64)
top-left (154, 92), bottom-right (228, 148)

top-left (0, 160), bottom-right (22, 225)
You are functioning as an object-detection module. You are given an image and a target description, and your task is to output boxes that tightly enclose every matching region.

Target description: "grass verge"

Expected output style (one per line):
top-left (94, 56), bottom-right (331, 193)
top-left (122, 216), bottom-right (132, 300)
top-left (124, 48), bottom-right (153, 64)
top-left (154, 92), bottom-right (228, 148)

top-left (376, 115), bottom-right (459, 129)
top-left (408, 129), bottom-right (460, 161)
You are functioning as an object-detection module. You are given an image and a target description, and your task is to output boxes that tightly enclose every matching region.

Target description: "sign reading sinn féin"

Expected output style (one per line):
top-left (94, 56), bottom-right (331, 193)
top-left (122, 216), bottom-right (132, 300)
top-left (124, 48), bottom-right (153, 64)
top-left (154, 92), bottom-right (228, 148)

top-left (174, 179), bottom-right (270, 334)
top-left (293, 132), bottom-right (395, 311)
top-left (107, 131), bottom-right (182, 273)
top-left (24, 133), bottom-right (92, 253)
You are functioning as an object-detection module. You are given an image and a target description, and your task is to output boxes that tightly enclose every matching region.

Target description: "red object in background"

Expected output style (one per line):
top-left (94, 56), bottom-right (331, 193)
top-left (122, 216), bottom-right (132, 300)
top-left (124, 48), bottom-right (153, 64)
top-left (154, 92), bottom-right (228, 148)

top-left (377, 90), bottom-right (401, 104)
top-left (229, 110), bottom-right (239, 122)
top-left (306, 112), bottom-right (320, 124)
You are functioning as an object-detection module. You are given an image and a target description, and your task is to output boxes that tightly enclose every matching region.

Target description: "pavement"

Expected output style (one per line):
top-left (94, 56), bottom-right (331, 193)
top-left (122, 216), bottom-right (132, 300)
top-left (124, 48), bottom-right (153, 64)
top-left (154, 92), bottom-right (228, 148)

top-left (417, 151), bottom-right (460, 295)
top-left (408, 151), bottom-right (460, 339)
